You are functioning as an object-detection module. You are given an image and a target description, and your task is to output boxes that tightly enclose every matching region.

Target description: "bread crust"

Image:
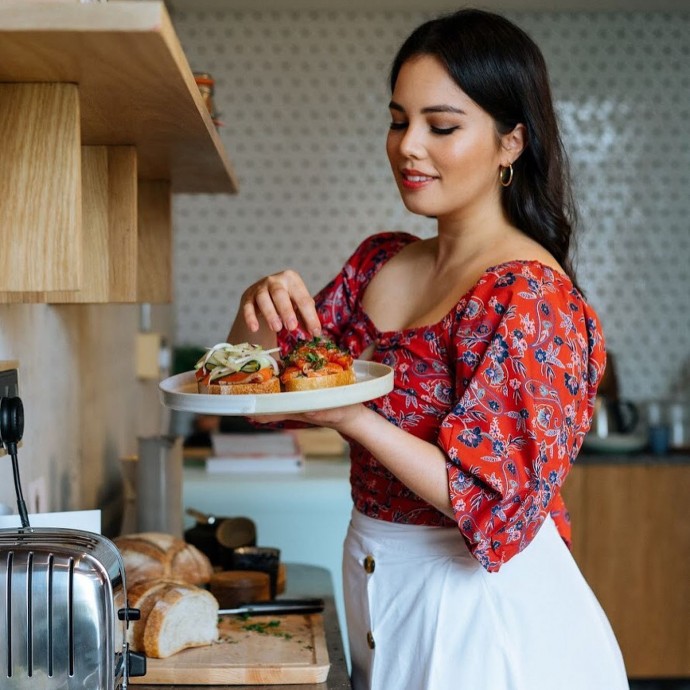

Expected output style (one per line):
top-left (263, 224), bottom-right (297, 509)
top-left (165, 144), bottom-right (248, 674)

top-left (198, 376), bottom-right (280, 395)
top-left (282, 367), bottom-right (355, 392)
top-left (126, 580), bottom-right (173, 650)
top-left (114, 532), bottom-right (213, 586)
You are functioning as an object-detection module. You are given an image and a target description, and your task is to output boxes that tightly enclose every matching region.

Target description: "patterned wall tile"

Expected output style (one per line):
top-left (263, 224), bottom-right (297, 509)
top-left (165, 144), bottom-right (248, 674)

top-left (171, 10), bottom-right (690, 402)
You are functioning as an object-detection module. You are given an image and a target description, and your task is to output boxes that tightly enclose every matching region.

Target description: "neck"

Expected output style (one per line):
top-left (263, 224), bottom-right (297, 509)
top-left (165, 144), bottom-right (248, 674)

top-left (431, 202), bottom-right (518, 270)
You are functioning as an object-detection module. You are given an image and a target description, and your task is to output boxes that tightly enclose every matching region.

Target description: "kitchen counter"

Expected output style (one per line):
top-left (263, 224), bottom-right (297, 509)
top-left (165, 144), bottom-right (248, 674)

top-left (134, 563), bottom-right (352, 690)
top-left (183, 458), bottom-right (353, 650)
top-left (579, 450), bottom-right (690, 464)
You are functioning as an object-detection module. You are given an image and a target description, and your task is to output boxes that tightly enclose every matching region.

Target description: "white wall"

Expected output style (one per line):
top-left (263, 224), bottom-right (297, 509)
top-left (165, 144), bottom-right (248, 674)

top-left (0, 303), bottom-right (171, 535)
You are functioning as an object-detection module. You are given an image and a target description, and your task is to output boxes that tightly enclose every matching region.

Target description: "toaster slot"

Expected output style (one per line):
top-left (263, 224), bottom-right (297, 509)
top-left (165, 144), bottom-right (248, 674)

top-left (26, 551), bottom-right (33, 676)
top-left (47, 554), bottom-right (53, 677)
top-left (29, 550), bottom-right (75, 680)
top-left (3, 550), bottom-right (13, 677)
top-left (44, 554), bottom-right (75, 680)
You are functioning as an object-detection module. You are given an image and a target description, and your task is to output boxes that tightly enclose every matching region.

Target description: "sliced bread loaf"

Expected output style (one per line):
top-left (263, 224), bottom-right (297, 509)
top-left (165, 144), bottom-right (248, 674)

top-left (143, 582), bottom-right (219, 658)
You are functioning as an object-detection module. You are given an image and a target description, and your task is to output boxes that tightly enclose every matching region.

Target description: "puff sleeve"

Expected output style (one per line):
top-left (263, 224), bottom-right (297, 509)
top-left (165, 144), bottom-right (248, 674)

top-left (437, 266), bottom-right (606, 572)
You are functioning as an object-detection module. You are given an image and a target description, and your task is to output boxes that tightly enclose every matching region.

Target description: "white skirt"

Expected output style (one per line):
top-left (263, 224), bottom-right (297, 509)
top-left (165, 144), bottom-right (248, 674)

top-left (343, 508), bottom-right (628, 690)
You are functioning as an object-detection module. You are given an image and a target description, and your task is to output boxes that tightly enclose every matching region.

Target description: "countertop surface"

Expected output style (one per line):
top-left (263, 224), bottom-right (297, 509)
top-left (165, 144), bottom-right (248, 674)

top-left (133, 563), bottom-right (352, 690)
top-left (578, 451), bottom-right (690, 464)
top-left (184, 447), bottom-right (690, 471)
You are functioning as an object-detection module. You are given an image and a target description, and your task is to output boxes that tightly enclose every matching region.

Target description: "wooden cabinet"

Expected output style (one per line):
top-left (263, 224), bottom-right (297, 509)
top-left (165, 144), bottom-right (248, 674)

top-left (0, 83), bottom-right (82, 295)
top-left (562, 459), bottom-right (690, 678)
top-left (0, 1), bottom-right (237, 303)
top-left (137, 179), bottom-right (174, 304)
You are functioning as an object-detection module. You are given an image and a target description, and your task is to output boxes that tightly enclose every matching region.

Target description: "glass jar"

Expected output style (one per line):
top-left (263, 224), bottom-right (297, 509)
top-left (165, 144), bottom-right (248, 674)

top-left (193, 72), bottom-right (217, 121)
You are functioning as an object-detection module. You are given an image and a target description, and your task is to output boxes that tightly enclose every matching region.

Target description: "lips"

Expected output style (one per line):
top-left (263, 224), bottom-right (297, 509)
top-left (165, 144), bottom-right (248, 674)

top-left (400, 168), bottom-right (437, 190)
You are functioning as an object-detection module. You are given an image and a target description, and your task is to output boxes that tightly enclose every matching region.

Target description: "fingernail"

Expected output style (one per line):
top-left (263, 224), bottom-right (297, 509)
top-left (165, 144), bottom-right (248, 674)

top-left (272, 319), bottom-right (283, 331)
top-left (313, 327), bottom-right (322, 337)
top-left (287, 318), bottom-right (298, 331)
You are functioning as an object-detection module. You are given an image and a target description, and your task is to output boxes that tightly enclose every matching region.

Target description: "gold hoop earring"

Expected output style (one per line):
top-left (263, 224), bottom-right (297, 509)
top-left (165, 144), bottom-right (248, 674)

top-left (499, 164), bottom-right (514, 187)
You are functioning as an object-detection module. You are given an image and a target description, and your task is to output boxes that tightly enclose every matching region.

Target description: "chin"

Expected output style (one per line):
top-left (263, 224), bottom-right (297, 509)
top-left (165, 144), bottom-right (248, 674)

top-left (400, 196), bottom-right (439, 220)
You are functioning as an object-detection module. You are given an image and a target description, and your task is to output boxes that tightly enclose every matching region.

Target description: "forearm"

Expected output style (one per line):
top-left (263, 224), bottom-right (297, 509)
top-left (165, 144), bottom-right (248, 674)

top-left (338, 407), bottom-right (454, 520)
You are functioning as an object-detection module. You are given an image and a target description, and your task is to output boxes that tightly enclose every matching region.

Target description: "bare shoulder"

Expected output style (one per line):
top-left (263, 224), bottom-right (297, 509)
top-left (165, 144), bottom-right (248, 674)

top-left (490, 235), bottom-right (566, 276)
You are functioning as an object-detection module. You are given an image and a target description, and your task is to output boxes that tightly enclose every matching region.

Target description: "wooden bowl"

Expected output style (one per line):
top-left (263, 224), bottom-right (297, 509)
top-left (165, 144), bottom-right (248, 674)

top-left (209, 570), bottom-right (270, 608)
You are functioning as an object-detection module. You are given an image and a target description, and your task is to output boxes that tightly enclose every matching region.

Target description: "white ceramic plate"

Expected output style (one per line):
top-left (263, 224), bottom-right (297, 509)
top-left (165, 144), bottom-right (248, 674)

top-left (159, 360), bottom-right (394, 415)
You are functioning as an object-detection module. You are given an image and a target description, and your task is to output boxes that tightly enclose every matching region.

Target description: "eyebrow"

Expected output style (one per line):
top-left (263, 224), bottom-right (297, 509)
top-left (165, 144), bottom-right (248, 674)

top-left (389, 101), bottom-right (466, 115)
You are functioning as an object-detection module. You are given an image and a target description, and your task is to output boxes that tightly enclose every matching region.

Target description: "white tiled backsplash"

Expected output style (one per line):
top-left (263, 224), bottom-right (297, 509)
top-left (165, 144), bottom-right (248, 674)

top-left (170, 9), bottom-right (690, 403)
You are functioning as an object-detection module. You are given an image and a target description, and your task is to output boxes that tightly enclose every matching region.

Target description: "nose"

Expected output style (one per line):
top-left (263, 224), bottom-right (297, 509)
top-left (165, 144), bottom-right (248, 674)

top-left (393, 123), bottom-right (426, 160)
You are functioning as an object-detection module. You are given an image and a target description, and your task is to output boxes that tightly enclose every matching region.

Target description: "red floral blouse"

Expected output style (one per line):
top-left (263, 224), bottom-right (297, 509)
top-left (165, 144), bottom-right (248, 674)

top-left (279, 232), bottom-right (606, 572)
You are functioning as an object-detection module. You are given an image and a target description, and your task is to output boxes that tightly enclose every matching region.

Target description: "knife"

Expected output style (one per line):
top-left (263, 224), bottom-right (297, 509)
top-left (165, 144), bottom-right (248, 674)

top-left (218, 597), bottom-right (325, 616)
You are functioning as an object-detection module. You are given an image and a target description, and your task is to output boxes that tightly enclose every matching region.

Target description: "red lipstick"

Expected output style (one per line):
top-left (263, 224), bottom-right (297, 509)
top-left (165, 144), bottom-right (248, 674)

top-left (400, 168), bottom-right (437, 190)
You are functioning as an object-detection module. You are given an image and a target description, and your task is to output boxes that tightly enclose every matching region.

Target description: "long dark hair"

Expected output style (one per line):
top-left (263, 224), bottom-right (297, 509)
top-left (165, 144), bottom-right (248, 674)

top-left (390, 9), bottom-right (579, 287)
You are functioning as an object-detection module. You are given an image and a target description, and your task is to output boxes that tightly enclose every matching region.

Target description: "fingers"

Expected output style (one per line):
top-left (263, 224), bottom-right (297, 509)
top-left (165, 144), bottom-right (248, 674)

top-left (241, 270), bottom-right (321, 335)
top-left (254, 286), bottom-right (286, 333)
top-left (246, 413), bottom-right (310, 425)
top-left (289, 280), bottom-right (322, 337)
top-left (241, 300), bottom-right (261, 333)
top-left (245, 414), bottom-right (289, 424)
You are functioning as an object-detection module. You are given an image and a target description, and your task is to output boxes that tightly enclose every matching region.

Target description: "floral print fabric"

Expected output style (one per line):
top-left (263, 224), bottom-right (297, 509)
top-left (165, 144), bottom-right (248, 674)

top-left (279, 232), bottom-right (606, 572)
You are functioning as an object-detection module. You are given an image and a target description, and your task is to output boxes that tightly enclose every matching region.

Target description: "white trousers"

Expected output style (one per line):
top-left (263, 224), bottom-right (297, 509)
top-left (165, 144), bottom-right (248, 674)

top-left (343, 508), bottom-right (629, 690)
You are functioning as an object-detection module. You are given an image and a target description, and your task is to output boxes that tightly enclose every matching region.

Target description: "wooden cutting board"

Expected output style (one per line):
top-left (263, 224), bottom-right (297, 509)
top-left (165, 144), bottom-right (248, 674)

top-left (131, 613), bottom-right (330, 685)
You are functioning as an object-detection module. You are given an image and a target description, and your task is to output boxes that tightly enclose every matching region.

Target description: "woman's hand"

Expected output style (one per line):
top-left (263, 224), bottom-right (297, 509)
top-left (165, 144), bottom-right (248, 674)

top-left (226, 269), bottom-right (321, 349)
top-left (249, 403), bottom-right (367, 435)
top-left (241, 270), bottom-right (322, 336)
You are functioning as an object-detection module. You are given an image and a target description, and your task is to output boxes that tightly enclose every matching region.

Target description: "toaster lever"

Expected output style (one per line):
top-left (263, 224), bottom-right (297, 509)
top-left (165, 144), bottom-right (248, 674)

top-left (127, 649), bottom-right (147, 678)
top-left (118, 606), bottom-right (142, 621)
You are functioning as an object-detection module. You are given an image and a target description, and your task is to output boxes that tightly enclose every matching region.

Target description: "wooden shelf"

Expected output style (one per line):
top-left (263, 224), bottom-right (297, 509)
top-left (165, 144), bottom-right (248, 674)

top-left (0, 2), bottom-right (237, 301)
top-left (0, 1), bottom-right (238, 194)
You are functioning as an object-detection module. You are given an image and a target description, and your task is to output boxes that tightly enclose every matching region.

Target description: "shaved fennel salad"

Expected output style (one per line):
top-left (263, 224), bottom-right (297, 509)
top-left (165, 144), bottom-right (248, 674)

top-left (194, 343), bottom-right (281, 385)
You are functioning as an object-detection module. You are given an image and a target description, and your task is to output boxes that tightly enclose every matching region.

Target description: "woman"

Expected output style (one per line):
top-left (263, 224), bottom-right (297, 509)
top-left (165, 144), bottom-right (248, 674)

top-left (228, 9), bottom-right (628, 690)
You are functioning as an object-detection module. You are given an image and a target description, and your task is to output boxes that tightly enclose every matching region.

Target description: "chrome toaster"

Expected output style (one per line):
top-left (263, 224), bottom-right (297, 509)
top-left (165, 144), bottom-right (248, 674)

top-left (0, 526), bottom-right (145, 689)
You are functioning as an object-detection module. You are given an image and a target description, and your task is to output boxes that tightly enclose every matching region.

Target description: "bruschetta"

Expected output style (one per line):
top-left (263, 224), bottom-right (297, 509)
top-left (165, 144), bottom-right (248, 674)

top-left (194, 343), bottom-right (281, 394)
top-left (279, 337), bottom-right (355, 392)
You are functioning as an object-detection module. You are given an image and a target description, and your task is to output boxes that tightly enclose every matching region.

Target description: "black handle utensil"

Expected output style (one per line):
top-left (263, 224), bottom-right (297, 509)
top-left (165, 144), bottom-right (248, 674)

top-left (218, 597), bottom-right (325, 616)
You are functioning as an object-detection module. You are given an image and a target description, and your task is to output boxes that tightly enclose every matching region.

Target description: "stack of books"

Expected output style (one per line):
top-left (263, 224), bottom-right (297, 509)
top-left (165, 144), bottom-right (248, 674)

top-left (206, 432), bottom-right (305, 474)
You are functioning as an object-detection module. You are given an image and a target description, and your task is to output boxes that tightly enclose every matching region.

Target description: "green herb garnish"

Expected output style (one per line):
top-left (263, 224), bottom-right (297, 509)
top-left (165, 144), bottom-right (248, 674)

top-left (242, 619), bottom-right (283, 635)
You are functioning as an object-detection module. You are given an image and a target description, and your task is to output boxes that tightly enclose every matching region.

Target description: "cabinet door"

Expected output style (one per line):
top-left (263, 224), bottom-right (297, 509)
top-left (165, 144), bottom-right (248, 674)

top-left (137, 180), bottom-right (172, 303)
top-left (0, 83), bottom-right (81, 293)
top-left (563, 463), bottom-right (690, 677)
top-left (48, 146), bottom-right (138, 304)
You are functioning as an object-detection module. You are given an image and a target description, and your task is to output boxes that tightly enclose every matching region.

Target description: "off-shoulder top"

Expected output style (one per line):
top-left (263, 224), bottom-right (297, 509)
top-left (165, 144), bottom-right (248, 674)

top-left (279, 232), bottom-right (606, 572)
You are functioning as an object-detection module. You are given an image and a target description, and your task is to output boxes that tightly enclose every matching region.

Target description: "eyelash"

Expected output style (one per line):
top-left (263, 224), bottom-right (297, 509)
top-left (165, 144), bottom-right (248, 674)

top-left (388, 122), bottom-right (459, 136)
